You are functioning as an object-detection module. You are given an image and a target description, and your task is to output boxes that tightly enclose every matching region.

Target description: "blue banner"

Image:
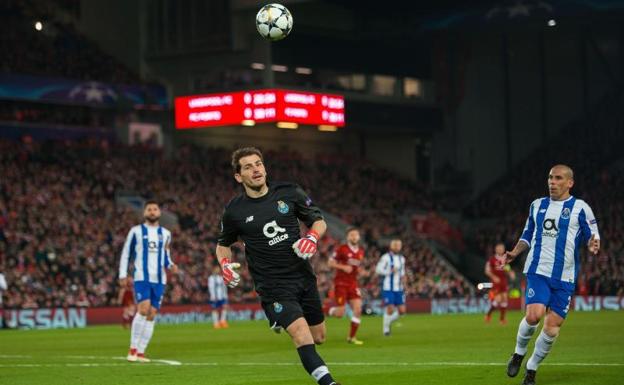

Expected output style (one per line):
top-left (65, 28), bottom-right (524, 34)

top-left (0, 73), bottom-right (168, 108)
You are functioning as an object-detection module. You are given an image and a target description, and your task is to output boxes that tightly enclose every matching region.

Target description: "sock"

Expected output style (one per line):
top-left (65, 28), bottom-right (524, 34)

top-left (527, 330), bottom-right (557, 370)
top-left (390, 310), bottom-right (400, 323)
top-left (349, 317), bottom-right (360, 339)
top-left (212, 310), bottom-right (219, 325)
top-left (383, 310), bottom-right (391, 333)
top-left (487, 302), bottom-right (498, 317)
top-left (297, 344), bottom-right (335, 385)
top-left (328, 307), bottom-right (336, 317)
top-left (130, 314), bottom-right (146, 349)
top-left (137, 319), bottom-right (155, 354)
top-left (500, 303), bottom-right (508, 321)
top-left (220, 309), bottom-right (227, 322)
top-left (514, 317), bottom-right (538, 355)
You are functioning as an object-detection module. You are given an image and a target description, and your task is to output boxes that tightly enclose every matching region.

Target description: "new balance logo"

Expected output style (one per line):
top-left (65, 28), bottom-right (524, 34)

top-left (245, 216), bottom-right (254, 223)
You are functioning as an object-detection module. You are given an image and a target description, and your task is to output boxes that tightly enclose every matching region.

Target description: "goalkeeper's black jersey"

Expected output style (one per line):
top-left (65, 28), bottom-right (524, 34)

top-left (217, 182), bottom-right (323, 287)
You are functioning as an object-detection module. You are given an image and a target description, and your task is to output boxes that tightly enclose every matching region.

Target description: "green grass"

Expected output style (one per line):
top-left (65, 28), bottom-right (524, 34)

top-left (1, 311), bottom-right (623, 384)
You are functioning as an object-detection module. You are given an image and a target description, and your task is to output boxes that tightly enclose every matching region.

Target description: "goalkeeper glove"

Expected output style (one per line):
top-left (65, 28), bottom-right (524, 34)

top-left (292, 230), bottom-right (320, 260)
top-left (220, 258), bottom-right (241, 288)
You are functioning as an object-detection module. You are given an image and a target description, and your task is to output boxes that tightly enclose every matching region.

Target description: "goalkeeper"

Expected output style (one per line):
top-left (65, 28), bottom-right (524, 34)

top-left (216, 147), bottom-right (340, 385)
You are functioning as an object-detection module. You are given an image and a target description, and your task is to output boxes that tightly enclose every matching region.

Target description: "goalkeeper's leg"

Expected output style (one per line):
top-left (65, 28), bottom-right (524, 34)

top-left (288, 318), bottom-right (339, 385)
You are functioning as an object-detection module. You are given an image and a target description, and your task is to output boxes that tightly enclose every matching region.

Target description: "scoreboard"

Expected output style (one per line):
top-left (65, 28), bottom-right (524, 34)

top-left (175, 89), bottom-right (345, 129)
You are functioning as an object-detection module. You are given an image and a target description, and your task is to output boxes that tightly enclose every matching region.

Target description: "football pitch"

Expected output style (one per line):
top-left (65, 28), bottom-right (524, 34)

top-left (1, 311), bottom-right (622, 385)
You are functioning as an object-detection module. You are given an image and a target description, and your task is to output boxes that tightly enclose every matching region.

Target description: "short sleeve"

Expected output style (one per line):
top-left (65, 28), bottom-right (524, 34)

top-left (292, 185), bottom-right (323, 227)
top-left (217, 207), bottom-right (238, 247)
top-left (578, 201), bottom-right (600, 243)
top-left (519, 199), bottom-right (538, 245)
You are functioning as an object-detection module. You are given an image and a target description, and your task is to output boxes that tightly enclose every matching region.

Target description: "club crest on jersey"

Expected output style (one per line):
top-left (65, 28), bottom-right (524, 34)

top-left (273, 302), bottom-right (283, 313)
top-left (277, 200), bottom-right (289, 214)
top-left (561, 207), bottom-right (571, 220)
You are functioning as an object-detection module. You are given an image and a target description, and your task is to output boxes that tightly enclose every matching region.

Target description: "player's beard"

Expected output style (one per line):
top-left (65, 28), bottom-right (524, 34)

top-left (144, 215), bottom-right (160, 225)
top-left (245, 175), bottom-right (266, 192)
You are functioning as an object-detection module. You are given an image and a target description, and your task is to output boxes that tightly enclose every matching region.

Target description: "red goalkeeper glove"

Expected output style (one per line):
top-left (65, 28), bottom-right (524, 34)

top-left (220, 258), bottom-right (241, 288)
top-left (292, 230), bottom-right (320, 260)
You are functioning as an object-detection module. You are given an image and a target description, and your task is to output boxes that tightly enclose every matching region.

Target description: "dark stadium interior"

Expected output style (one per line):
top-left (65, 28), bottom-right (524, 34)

top-left (1, 0), bottom-right (623, 324)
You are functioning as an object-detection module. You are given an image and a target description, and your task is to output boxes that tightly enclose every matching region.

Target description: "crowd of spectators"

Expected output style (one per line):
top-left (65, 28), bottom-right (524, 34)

top-left (1, 0), bottom-right (140, 84)
top-left (0, 138), bottom-right (473, 309)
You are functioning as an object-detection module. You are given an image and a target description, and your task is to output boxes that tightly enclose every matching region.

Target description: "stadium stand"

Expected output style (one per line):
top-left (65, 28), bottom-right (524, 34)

top-left (0, 138), bottom-right (473, 309)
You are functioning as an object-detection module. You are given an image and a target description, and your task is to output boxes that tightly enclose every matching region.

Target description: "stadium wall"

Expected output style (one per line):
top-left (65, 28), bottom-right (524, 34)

top-left (4, 296), bottom-right (622, 330)
top-left (176, 125), bottom-right (425, 182)
top-left (176, 124), bottom-right (355, 155)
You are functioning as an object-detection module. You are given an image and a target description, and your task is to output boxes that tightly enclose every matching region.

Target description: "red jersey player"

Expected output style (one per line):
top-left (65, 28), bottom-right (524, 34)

top-left (118, 277), bottom-right (136, 329)
top-left (327, 227), bottom-right (365, 345)
top-left (485, 242), bottom-right (515, 324)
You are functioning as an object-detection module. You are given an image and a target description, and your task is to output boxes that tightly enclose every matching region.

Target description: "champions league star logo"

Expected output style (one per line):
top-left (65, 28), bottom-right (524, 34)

top-left (277, 200), bottom-right (289, 214)
top-left (69, 81), bottom-right (117, 103)
top-left (561, 207), bottom-right (571, 220)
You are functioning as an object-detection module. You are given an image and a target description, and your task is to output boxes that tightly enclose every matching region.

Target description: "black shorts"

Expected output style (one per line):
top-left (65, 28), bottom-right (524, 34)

top-left (258, 276), bottom-right (324, 329)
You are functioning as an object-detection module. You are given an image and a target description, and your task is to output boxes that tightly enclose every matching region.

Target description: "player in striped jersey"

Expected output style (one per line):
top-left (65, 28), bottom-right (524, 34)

top-left (208, 264), bottom-right (229, 329)
top-left (375, 238), bottom-right (407, 336)
top-left (119, 200), bottom-right (178, 363)
top-left (504, 165), bottom-right (600, 385)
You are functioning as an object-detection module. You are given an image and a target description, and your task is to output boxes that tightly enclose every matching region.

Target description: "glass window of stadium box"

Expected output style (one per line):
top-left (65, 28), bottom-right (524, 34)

top-left (336, 74), bottom-right (366, 92)
top-left (371, 75), bottom-right (396, 96)
top-left (403, 77), bottom-right (422, 98)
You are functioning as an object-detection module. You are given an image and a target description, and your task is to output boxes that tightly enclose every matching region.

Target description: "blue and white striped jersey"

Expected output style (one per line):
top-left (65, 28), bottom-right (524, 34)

top-left (375, 252), bottom-right (406, 292)
top-left (118, 224), bottom-right (173, 284)
top-left (208, 274), bottom-right (228, 302)
top-left (520, 196), bottom-right (600, 283)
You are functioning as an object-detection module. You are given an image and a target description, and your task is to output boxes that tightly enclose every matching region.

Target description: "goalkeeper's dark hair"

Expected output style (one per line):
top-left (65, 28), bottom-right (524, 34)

top-left (231, 147), bottom-right (264, 173)
top-left (144, 199), bottom-right (159, 208)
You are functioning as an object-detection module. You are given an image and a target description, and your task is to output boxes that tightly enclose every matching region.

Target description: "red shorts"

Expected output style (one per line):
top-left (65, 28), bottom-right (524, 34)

top-left (122, 292), bottom-right (135, 307)
top-left (492, 283), bottom-right (508, 295)
top-left (334, 284), bottom-right (361, 306)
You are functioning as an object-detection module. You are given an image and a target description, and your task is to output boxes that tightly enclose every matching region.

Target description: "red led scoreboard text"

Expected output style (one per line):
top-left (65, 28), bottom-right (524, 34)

top-left (175, 89), bottom-right (345, 129)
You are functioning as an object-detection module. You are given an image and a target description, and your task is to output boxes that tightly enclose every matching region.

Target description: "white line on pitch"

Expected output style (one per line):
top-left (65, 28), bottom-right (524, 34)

top-left (62, 356), bottom-right (182, 366)
top-left (1, 362), bottom-right (622, 368)
top-left (111, 356), bottom-right (182, 365)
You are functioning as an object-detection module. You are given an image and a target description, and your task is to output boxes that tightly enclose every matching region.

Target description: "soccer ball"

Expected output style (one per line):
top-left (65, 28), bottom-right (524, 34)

top-left (255, 3), bottom-right (293, 41)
